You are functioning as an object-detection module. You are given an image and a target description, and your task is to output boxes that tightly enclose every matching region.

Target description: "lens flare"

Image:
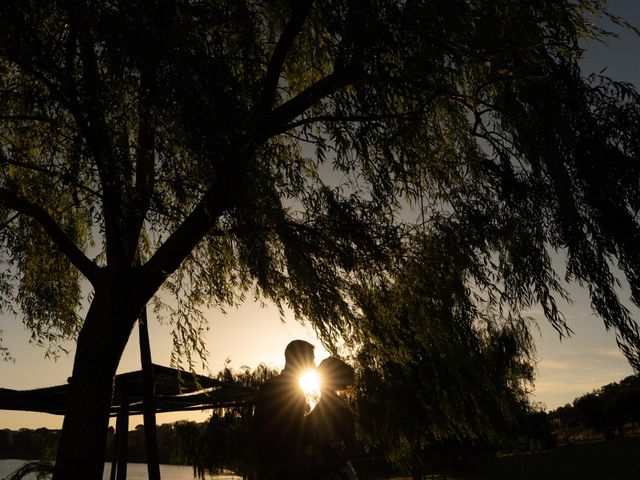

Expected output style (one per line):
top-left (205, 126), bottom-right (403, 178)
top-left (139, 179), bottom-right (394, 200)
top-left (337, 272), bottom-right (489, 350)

top-left (299, 369), bottom-right (321, 411)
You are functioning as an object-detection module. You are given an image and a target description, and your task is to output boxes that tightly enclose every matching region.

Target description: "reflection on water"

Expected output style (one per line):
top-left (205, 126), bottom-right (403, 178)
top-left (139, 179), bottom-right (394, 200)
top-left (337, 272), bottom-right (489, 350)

top-left (0, 459), bottom-right (242, 480)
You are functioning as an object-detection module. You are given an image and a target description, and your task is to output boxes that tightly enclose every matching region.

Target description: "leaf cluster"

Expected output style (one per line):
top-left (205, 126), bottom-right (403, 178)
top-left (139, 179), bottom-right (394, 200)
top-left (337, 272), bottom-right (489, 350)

top-left (351, 234), bottom-right (537, 470)
top-left (0, 1), bottom-right (639, 374)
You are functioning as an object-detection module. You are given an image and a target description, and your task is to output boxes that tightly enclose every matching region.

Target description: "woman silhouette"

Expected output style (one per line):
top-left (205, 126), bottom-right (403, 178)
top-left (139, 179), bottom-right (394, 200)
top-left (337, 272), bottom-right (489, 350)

top-left (304, 356), bottom-right (358, 480)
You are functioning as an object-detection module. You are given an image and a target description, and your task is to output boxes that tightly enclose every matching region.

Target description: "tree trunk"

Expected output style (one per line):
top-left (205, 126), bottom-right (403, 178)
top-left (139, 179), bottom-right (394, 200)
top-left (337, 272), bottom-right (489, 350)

top-left (53, 290), bottom-right (139, 480)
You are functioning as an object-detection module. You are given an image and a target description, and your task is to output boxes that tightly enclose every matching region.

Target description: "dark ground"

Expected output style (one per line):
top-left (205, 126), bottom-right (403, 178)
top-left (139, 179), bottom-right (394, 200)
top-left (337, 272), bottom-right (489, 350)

top-left (459, 437), bottom-right (640, 480)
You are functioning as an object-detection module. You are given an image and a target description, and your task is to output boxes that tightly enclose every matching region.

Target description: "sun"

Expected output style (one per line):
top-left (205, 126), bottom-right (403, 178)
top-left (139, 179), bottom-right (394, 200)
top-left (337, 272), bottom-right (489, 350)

top-left (299, 369), bottom-right (321, 411)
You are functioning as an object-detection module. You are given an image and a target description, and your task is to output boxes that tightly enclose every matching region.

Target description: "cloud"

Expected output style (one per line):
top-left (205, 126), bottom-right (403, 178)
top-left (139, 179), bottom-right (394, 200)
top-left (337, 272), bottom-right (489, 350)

top-left (534, 381), bottom-right (603, 395)
top-left (539, 347), bottom-right (631, 370)
top-left (533, 345), bottom-right (635, 409)
top-left (538, 358), bottom-right (571, 370)
top-left (521, 309), bottom-right (545, 318)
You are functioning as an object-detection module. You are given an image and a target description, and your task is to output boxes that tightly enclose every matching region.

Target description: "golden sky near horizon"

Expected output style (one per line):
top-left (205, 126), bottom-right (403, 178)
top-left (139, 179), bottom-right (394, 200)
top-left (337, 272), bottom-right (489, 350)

top-left (0, 285), bottom-right (635, 430)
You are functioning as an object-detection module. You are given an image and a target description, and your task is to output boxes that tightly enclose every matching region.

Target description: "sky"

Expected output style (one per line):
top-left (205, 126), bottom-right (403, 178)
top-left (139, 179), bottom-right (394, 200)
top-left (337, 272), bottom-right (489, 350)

top-left (529, 0), bottom-right (640, 408)
top-left (1, 0), bottom-right (640, 430)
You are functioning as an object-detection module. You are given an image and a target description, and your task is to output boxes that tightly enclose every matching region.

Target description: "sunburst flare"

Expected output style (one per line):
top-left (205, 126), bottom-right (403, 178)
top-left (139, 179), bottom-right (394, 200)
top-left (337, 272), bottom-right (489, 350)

top-left (299, 369), bottom-right (321, 411)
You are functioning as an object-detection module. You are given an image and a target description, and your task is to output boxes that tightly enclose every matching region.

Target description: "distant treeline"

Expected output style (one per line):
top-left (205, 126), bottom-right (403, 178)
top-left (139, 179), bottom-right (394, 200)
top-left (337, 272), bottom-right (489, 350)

top-left (0, 421), bottom-right (216, 465)
top-left (0, 427), bottom-right (58, 461)
top-left (548, 374), bottom-right (640, 440)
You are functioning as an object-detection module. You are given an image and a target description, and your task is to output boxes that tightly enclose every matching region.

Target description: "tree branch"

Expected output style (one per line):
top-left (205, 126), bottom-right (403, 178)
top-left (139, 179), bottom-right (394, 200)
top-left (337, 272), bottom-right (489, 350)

top-left (0, 115), bottom-right (56, 124)
top-left (257, 0), bottom-right (314, 113)
top-left (64, 9), bottom-right (78, 77)
top-left (0, 187), bottom-right (100, 284)
top-left (138, 175), bottom-right (237, 299)
top-left (5, 57), bottom-right (65, 99)
top-left (0, 212), bottom-right (19, 232)
top-left (0, 155), bottom-right (101, 199)
top-left (279, 109), bottom-right (433, 131)
top-left (261, 70), bottom-right (354, 139)
top-left (72, 1), bottom-right (125, 265)
top-left (128, 53), bottom-right (157, 257)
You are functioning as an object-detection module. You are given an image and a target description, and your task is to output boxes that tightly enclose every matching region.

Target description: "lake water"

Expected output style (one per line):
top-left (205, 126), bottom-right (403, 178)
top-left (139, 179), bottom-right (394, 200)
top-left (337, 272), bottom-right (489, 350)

top-left (0, 460), bottom-right (242, 480)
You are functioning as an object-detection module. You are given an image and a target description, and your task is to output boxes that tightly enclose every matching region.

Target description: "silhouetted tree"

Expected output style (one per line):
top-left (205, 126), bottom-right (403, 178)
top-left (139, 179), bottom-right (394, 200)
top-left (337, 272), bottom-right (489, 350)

top-left (548, 374), bottom-right (640, 441)
top-left (0, 429), bottom-right (14, 454)
top-left (1, 428), bottom-right (59, 462)
top-left (2, 2), bottom-right (640, 478)
top-left (353, 239), bottom-right (537, 478)
top-left (573, 393), bottom-right (608, 433)
top-left (157, 363), bottom-right (277, 479)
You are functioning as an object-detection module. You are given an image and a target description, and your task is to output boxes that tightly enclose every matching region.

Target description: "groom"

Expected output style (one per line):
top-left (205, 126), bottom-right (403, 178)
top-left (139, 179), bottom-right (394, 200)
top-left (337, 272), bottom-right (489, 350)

top-left (251, 340), bottom-right (316, 479)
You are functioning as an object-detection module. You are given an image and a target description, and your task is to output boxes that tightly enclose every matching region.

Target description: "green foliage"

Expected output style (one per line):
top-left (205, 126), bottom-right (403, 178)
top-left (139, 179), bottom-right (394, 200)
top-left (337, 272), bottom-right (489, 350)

top-left (172, 363), bottom-right (278, 478)
top-left (351, 237), bottom-right (538, 473)
top-left (1, 0), bottom-right (639, 368)
top-left (192, 411), bottom-right (251, 478)
top-left (0, 331), bottom-right (13, 361)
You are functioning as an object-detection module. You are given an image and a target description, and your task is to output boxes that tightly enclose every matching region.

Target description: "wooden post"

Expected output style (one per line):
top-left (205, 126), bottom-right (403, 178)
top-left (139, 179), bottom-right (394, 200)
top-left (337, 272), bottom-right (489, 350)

top-left (115, 380), bottom-right (129, 480)
top-left (109, 427), bottom-right (118, 480)
top-left (139, 307), bottom-right (161, 480)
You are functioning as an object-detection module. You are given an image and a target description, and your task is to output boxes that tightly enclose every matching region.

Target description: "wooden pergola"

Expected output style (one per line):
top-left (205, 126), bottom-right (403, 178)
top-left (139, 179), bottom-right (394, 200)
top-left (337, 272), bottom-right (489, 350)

top-left (0, 364), bottom-right (257, 416)
top-left (0, 310), bottom-right (258, 480)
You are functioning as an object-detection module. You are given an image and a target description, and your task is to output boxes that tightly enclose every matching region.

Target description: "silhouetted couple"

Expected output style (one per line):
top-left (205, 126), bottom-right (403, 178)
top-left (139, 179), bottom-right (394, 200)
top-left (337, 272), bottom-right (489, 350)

top-left (251, 340), bottom-right (356, 479)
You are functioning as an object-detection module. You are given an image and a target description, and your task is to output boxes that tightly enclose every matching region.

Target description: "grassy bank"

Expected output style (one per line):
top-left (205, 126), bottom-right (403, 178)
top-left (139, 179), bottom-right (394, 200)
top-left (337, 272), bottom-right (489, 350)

top-left (390, 437), bottom-right (640, 480)
top-left (458, 437), bottom-right (640, 480)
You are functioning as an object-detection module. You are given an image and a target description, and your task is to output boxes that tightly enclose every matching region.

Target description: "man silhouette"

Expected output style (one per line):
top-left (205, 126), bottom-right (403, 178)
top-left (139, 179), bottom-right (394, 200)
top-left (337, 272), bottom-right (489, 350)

top-left (251, 340), bottom-right (315, 479)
